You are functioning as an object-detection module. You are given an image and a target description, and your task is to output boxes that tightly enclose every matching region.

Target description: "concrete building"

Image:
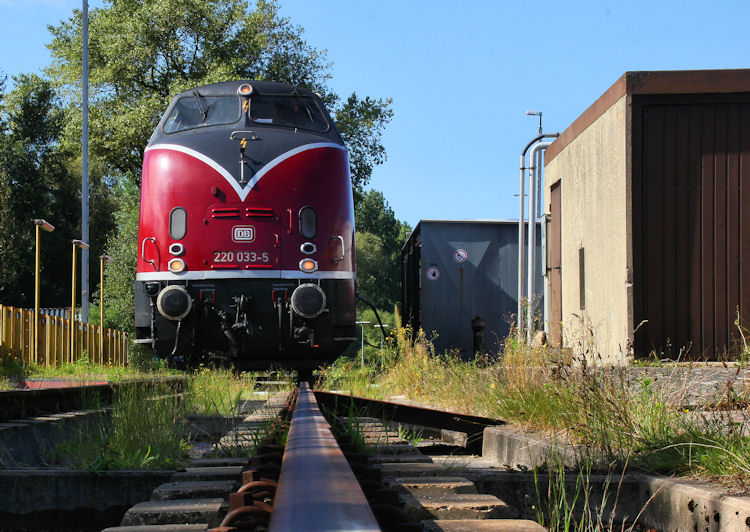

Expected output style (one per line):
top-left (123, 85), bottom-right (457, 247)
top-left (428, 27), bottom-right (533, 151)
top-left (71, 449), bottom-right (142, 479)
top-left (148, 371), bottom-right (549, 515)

top-left (544, 69), bottom-right (750, 363)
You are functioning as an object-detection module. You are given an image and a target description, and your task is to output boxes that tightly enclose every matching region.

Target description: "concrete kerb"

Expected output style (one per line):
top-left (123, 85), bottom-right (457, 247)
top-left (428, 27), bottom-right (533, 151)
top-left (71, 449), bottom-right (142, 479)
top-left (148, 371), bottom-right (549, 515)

top-left (0, 409), bottom-right (109, 467)
top-left (481, 425), bottom-right (750, 532)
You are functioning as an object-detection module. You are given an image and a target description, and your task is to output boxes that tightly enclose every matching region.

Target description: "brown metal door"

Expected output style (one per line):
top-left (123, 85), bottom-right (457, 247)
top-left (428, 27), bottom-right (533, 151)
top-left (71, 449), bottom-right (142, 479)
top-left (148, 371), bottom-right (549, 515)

top-left (549, 181), bottom-right (563, 347)
top-left (634, 95), bottom-right (750, 357)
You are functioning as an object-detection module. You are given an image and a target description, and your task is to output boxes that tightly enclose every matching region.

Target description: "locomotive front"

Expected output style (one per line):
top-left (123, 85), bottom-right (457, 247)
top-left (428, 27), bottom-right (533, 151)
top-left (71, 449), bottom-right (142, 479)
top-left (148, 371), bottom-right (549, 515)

top-left (134, 81), bottom-right (356, 369)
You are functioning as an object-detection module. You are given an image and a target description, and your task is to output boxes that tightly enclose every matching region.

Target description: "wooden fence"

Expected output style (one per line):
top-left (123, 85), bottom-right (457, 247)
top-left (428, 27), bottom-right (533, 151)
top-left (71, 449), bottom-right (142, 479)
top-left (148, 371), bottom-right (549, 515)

top-left (0, 304), bottom-right (129, 367)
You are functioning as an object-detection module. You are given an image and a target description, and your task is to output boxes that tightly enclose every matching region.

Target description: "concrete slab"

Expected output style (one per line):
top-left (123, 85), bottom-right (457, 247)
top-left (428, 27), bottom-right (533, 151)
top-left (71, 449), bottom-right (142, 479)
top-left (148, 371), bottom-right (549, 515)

top-left (187, 457), bottom-right (248, 468)
top-left (120, 498), bottom-right (225, 527)
top-left (366, 442), bottom-right (419, 454)
top-left (385, 476), bottom-right (478, 495)
top-left (368, 453), bottom-right (433, 464)
top-left (422, 519), bottom-right (546, 531)
top-left (400, 492), bottom-right (518, 520)
top-left (172, 465), bottom-right (244, 482)
top-left (151, 480), bottom-right (239, 501)
top-left (375, 462), bottom-right (449, 478)
top-left (0, 469), bottom-right (174, 514)
top-left (103, 525), bottom-right (208, 532)
top-left (482, 425), bottom-right (584, 469)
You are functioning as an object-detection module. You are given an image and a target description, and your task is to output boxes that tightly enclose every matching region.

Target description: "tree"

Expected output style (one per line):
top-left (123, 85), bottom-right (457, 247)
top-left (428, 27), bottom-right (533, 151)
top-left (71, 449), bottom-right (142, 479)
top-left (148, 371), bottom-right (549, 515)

top-left (0, 74), bottom-right (116, 308)
top-left (335, 93), bottom-right (393, 191)
top-left (355, 190), bottom-right (411, 310)
top-left (46, 0), bottom-right (391, 187)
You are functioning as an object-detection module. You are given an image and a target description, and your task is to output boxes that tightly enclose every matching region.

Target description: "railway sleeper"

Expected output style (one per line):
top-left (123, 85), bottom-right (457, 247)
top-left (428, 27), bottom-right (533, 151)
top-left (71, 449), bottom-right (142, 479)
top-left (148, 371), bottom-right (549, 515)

top-left (105, 391), bottom-right (293, 532)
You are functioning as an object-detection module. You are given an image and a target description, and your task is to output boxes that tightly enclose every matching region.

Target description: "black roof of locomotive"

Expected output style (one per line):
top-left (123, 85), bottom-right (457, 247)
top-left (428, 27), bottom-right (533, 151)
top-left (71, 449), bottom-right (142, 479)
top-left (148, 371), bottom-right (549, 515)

top-left (146, 80), bottom-right (346, 190)
top-left (169, 80), bottom-right (319, 98)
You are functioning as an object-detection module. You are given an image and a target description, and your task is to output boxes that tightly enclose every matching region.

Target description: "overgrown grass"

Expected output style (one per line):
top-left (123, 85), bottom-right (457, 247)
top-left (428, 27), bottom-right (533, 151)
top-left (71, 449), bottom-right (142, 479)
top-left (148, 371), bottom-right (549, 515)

top-left (45, 367), bottom-right (288, 469)
top-left (48, 382), bottom-right (189, 470)
top-left (0, 353), bottom-right (178, 386)
top-left (184, 367), bottom-right (253, 416)
top-left (316, 310), bottom-right (750, 488)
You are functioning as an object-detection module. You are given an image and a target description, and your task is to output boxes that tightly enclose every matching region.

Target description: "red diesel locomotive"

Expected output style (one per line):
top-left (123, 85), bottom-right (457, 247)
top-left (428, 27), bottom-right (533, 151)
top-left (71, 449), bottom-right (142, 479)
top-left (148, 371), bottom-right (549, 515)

top-left (134, 80), bottom-right (356, 370)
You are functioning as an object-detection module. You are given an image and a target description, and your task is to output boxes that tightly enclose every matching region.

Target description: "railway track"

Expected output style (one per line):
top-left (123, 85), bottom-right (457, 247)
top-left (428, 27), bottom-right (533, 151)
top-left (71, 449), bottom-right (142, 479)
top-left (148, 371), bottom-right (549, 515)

top-left (103, 385), bottom-right (545, 531)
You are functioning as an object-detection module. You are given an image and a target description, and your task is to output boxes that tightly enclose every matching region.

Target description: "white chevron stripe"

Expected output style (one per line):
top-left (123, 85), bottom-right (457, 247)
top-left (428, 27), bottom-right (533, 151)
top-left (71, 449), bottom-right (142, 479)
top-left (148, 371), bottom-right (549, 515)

top-left (145, 142), bottom-right (347, 202)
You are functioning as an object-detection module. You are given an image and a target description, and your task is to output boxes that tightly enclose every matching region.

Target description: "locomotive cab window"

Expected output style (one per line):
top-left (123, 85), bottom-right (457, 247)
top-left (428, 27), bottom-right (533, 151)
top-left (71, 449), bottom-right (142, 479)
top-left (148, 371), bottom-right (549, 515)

top-left (249, 95), bottom-right (329, 132)
top-left (170, 207), bottom-right (187, 240)
top-left (164, 94), bottom-right (239, 133)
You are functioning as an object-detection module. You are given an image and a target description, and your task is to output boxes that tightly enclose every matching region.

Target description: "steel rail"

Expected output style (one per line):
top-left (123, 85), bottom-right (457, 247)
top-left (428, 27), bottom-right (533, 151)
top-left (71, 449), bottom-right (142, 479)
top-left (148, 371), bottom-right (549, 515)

top-left (314, 390), bottom-right (505, 454)
top-left (268, 382), bottom-right (381, 532)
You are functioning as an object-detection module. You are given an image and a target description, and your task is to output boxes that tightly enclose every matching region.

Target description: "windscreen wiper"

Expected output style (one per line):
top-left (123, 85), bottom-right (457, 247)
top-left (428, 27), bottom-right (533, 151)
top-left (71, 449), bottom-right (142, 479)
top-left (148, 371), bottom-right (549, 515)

top-left (292, 89), bottom-right (314, 124)
top-left (192, 90), bottom-right (208, 122)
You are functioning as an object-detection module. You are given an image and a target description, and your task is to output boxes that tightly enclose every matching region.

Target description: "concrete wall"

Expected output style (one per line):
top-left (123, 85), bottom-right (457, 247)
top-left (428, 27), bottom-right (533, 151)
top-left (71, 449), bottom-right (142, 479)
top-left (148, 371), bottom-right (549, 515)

top-left (544, 95), bottom-right (632, 364)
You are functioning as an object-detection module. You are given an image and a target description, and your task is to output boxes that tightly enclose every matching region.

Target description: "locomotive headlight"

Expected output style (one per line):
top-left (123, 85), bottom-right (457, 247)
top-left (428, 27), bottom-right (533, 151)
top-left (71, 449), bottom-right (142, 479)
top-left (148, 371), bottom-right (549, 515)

top-left (299, 258), bottom-right (318, 273)
top-left (238, 84), bottom-right (253, 96)
top-left (168, 258), bottom-right (186, 273)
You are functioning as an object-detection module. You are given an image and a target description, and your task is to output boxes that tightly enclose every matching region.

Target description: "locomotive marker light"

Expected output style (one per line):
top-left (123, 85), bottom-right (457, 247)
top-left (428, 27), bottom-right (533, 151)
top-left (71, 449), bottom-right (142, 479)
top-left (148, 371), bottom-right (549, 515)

top-left (99, 254), bottom-right (114, 364)
top-left (33, 219), bottom-right (55, 366)
top-left (169, 243), bottom-right (185, 256)
top-left (299, 258), bottom-right (318, 273)
top-left (70, 239), bottom-right (89, 362)
top-left (168, 258), bottom-right (187, 273)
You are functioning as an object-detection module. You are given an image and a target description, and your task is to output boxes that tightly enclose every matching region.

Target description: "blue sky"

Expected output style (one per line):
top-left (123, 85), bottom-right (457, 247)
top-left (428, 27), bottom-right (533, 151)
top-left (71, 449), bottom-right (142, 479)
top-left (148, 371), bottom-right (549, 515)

top-left (2, 0), bottom-right (750, 227)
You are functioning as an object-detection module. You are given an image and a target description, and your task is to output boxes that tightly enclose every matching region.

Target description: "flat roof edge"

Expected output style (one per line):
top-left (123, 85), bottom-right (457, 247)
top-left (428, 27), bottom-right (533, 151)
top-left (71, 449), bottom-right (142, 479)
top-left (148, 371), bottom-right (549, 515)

top-left (544, 69), bottom-right (750, 164)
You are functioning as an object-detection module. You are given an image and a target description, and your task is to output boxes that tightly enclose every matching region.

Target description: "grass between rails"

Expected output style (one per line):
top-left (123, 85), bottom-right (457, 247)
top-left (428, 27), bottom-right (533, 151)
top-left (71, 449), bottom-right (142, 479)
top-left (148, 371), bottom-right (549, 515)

top-left (315, 312), bottom-right (750, 489)
top-left (42, 368), bottom-right (292, 470)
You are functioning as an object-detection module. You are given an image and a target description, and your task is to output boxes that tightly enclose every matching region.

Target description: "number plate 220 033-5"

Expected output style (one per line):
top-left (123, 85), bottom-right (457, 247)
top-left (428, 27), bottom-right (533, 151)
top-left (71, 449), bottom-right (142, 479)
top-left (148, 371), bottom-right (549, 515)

top-left (212, 250), bottom-right (271, 264)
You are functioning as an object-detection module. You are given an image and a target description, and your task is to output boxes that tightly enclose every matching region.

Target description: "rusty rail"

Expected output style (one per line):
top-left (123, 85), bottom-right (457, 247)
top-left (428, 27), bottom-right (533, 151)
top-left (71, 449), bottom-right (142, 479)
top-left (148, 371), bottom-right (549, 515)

top-left (314, 390), bottom-right (505, 454)
top-left (268, 382), bottom-right (381, 532)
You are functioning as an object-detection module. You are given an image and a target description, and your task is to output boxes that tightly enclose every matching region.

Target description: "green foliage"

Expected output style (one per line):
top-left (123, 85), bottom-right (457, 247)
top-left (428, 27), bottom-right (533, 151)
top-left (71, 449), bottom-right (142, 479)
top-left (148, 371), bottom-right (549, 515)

top-left (128, 343), bottom-right (168, 372)
top-left (335, 93), bottom-right (393, 190)
top-left (101, 180), bottom-right (141, 333)
top-left (48, 382), bottom-right (189, 470)
top-left (319, 317), bottom-right (750, 487)
top-left (185, 367), bottom-right (254, 416)
top-left (0, 73), bottom-right (116, 308)
top-left (45, 0), bottom-right (390, 188)
top-left (354, 189), bottom-right (411, 310)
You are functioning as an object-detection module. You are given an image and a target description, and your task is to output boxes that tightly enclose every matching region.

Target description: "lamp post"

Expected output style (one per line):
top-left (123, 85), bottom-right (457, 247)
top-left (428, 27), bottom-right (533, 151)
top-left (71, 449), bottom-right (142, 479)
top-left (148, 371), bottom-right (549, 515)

top-left (33, 219), bottom-right (55, 366)
top-left (99, 254), bottom-right (114, 365)
top-left (70, 239), bottom-right (89, 362)
top-left (355, 321), bottom-right (371, 369)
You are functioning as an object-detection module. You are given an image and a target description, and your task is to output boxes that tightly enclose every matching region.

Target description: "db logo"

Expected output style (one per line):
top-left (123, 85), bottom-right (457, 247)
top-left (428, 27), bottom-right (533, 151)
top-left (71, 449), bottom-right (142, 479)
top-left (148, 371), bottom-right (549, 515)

top-left (232, 225), bottom-right (255, 242)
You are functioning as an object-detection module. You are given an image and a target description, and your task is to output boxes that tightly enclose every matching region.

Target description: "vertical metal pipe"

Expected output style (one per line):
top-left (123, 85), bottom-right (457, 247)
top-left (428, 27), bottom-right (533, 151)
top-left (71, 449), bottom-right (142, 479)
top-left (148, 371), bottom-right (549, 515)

top-left (517, 154), bottom-right (526, 338)
top-left (34, 225), bottom-right (40, 364)
top-left (527, 142), bottom-right (553, 342)
top-left (70, 244), bottom-right (77, 362)
top-left (519, 133), bottom-right (559, 342)
top-left (527, 152), bottom-right (537, 343)
top-left (81, 0), bottom-right (90, 322)
top-left (100, 255), bottom-right (104, 365)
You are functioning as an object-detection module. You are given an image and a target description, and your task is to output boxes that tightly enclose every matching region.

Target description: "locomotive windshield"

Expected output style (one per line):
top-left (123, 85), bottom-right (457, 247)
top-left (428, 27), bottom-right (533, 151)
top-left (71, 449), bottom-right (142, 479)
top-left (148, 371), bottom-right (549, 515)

top-left (164, 91), bottom-right (329, 134)
top-left (164, 94), bottom-right (239, 133)
top-left (249, 94), bottom-right (329, 132)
